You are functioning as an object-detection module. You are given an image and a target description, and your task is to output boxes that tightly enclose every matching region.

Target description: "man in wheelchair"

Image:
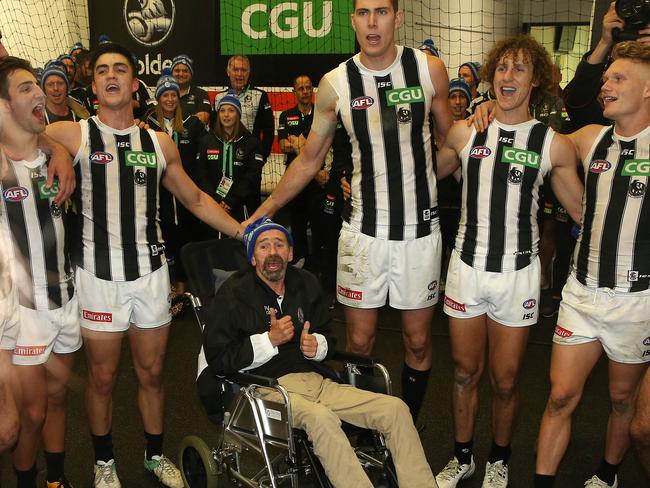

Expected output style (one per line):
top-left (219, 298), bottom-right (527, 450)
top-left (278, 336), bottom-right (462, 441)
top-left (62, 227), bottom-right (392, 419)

top-left (202, 217), bottom-right (437, 487)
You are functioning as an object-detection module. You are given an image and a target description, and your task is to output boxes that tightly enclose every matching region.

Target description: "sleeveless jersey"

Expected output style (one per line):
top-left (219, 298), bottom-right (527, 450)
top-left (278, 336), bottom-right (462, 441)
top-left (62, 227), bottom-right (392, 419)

top-left (0, 151), bottom-right (73, 310)
top-left (455, 119), bottom-right (554, 272)
top-left (327, 46), bottom-right (437, 240)
top-left (74, 116), bottom-right (167, 281)
top-left (573, 125), bottom-right (650, 292)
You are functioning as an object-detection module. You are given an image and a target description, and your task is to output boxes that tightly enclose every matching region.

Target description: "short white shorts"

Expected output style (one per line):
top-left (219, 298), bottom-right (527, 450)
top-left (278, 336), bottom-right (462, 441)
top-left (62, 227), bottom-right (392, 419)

top-left (443, 250), bottom-right (541, 327)
top-left (554, 273), bottom-right (650, 364)
top-left (76, 264), bottom-right (172, 332)
top-left (12, 295), bottom-right (81, 366)
top-left (336, 223), bottom-right (442, 310)
top-left (0, 285), bottom-right (19, 351)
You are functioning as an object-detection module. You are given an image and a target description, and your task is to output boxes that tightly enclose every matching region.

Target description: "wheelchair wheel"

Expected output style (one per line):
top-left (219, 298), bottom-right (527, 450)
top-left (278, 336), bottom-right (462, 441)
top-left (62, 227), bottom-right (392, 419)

top-left (179, 435), bottom-right (219, 488)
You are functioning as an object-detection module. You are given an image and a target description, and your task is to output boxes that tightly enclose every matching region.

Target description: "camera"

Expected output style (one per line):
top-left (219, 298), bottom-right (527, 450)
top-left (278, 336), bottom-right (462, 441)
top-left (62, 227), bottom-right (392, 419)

top-left (613, 0), bottom-right (650, 41)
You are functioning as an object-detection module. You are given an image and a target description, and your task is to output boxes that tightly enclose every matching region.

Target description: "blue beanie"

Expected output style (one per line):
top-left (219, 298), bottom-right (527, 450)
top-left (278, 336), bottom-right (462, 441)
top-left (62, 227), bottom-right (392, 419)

top-left (217, 90), bottom-right (241, 115)
top-left (459, 61), bottom-right (481, 85)
top-left (58, 54), bottom-right (76, 68)
top-left (243, 217), bottom-right (294, 263)
top-left (417, 38), bottom-right (439, 57)
top-left (155, 68), bottom-right (180, 100)
top-left (98, 34), bottom-right (111, 45)
top-left (448, 78), bottom-right (471, 104)
top-left (70, 42), bottom-right (84, 54)
top-left (171, 54), bottom-right (193, 76)
top-left (40, 65), bottom-right (69, 90)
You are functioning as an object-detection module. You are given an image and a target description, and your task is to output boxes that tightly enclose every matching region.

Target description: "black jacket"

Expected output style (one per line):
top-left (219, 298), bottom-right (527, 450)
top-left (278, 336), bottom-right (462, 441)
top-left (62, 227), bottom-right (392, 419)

top-left (203, 266), bottom-right (336, 379)
top-left (564, 52), bottom-right (610, 130)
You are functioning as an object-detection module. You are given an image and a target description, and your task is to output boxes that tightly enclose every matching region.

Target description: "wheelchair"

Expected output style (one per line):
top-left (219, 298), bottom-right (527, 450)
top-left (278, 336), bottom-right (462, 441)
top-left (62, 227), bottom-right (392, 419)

top-left (178, 238), bottom-right (399, 488)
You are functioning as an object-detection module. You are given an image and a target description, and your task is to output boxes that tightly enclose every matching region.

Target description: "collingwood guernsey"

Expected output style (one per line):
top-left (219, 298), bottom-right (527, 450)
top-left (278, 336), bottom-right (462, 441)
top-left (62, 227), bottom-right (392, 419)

top-left (328, 46), bottom-right (437, 240)
top-left (456, 119), bottom-right (554, 272)
top-left (574, 125), bottom-right (650, 292)
top-left (0, 150), bottom-right (73, 310)
top-left (74, 116), bottom-right (166, 281)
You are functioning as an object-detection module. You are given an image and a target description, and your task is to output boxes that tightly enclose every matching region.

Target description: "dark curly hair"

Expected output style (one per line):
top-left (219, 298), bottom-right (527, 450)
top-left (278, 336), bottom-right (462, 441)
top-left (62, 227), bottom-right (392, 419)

top-left (481, 34), bottom-right (553, 105)
top-left (0, 56), bottom-right (34, 100)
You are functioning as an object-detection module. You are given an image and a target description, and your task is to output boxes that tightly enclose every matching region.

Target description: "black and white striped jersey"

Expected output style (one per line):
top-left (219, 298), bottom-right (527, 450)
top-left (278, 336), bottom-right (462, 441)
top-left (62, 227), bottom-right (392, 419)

top-left (328, 46), bottom-right (437, 240)
top-left (0, 151), bottom-right (73, 310)
top-left (573, 125), bottom-right (650, 292)
top-left (455, 119), bottom-right (554, 272)
top-left (74, 116), bottom-right (167, 281)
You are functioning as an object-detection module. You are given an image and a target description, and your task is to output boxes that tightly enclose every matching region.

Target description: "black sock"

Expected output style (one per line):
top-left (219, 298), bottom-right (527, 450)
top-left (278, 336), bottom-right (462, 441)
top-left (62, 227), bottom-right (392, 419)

top-left (145, 431), bottom-right (164, 459)
top-left (91, 431), bottom-right (114, 463)
top-left (488, 440), bottom-right (512, 463)
top-left (15, 464), bottom-right (37, 488)
top-left (401, 364), bottom-right (430, 421)
top-left (44, 451), bottom-right (65, 482)
top-left (533, 474), bottom-right (555, 488)
top-left (454, 439), bottom-right (473, 466)
top-left (595, 459), bottom-right (618, 485)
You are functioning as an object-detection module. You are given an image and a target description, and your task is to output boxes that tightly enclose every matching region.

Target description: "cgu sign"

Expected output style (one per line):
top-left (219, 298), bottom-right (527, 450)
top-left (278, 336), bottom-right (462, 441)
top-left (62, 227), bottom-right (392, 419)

top-left (222, 0), bottom-right (355, 54)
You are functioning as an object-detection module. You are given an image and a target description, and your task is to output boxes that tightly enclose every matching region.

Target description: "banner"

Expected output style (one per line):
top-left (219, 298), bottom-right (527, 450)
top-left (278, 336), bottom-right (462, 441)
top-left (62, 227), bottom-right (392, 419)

top-left (88, 0), bottom-right (356, 87)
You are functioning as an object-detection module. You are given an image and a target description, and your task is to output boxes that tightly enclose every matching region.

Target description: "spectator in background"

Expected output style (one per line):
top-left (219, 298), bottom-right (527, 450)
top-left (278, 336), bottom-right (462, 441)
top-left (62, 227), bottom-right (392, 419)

top-left (418, 38), bottom-right (440, 57)
top-left (196, 93), bottom-right (264, 227)
top-left (531, 64), bottom-right (565, 132)
top-left (171, 54), bottom-right (211, 126)
top-left (57, 54), bottom-right (76, 89)
top-left (460, 61), bottom-right (495, 114)
top-left (278, 74), bottom-right (327, 270)
top-left (69, 42), bottom-right (84, 60)
top-left (448, 77), bottom-right (471, 121)
top-left (42, 64), bottom-right (89, 123)
top-left (71, 49), bottom-right (92, 91)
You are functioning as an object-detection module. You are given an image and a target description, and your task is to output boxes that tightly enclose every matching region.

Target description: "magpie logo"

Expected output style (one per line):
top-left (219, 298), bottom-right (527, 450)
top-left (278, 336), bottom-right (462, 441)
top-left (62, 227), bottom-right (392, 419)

top-left (124, 0), bottom-right (175, 47)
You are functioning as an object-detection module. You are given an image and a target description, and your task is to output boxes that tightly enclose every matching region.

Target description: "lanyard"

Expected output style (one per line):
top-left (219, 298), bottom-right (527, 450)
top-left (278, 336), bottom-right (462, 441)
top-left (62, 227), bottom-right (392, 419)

top-left (221, 142), bottom-right (233, 178)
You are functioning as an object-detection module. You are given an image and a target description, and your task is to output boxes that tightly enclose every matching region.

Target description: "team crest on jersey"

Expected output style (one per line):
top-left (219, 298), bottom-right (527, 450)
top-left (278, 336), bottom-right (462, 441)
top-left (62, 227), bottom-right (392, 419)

top-left (50, 202), bottom-right (62, 218)
top-left (351, 96), bottom-right (374, 110)
top-left (629, 180), bottom-right (646, 198)
top-left (397, 107), bottom-right (412, 123)
top-left (134, 169), bottom-right (147, 186)
top-left (508, 167), bottom-right (523, 184)
top-left (90, 152), bottom-right (114, 164)
top-left (3, 186), bottom-right (29, 202)
top-left (236, 148), bottom-right (245, 159)
top-left (589, 160), bottom-right (611, 173)
top-left (469, 146), bottom-right (491, 159)
top-left (124, 0), bottom-right (175, 47)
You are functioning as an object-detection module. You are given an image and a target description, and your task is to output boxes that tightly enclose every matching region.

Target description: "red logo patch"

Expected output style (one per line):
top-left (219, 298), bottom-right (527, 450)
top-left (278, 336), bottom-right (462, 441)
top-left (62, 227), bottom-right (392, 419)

top-left (82, 310), bottom-right (113, 322)
top-left (554, 325), bottom-right (573, 338)
top-left (207, 149), bottom-right (220, 155)
top-left (444, 296), bottom-right (466, 312)
top-left (350, 96), bottom-right (374, 110)
top-left (589, 160), bottom-right (611, 173)
top-left (523, 298), bottom-right (536, 309)
top-left (3, 186), bottom-right (29, 202)
top-left (89, 152), bottom-right (114, 164)
top-left (337, 285), bottom-right (362, 300)
top-left (469, 146), bottom-right (491, 159)
top-left (14, 345), bottom-right (47, 356)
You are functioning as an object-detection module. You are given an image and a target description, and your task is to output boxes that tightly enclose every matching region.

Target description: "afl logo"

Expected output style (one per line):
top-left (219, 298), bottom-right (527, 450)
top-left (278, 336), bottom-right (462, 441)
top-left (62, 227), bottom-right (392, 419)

top-left (351, 96), bottom-right (374, 110)
top-left (3, 187), bottom-right (29, 202)
top-left (589, 160), bottom-right (611, 173)
top-left (90, 152), bottom-right (114, 164)
top-left (643, 337), bottom-right (650, 346)
top-left (124, 0), bottom-right (176, 47)
top-left (522, 298), bottom-right (536, 309)
top-left (470, 146), bottom-right (491, 158)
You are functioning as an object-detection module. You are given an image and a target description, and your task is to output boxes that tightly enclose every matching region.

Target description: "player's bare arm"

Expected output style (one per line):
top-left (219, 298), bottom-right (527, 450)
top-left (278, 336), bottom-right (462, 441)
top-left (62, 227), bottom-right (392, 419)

top-left (247, 75), bottom-right (338, 222)
top-left (436, 120), bottom-right (469, 179)
top-left (157, 132), bottom-right (244, 239)
top-left (45, 121), bottom-right (83, 159)
top-left (549, 133), bottom-right (584, 223)
top-left (427, 54), bottom-right (454, 144)
top-left (37, 131), bottom-right (77, 204)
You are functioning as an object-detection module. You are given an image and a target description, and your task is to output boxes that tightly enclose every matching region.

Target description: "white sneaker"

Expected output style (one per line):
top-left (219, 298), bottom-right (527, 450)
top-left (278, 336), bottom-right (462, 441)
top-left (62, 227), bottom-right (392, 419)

top-left (93, 459), bottom-right (122, 488)
top-left (435, 456), bottom-right (476, 488)
top-left (482, 460), bottom-right (508, 488)
top-left (584, 475), bottom-right (618, 488)
top-left (144, 454), bottom-right (184, 488)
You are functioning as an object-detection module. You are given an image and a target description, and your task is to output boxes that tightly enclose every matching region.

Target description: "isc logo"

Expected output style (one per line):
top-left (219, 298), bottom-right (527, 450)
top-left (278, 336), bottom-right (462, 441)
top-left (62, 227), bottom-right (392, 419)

top-left (470, 146), bottom-right (491, 159)
top-left (351, 96), bottom-right (374, 110)
top-left (3, 186), bottom-right (29, 202)
top-left (242, 2), bottom-right (333, 40)
top-left (589, 160), bottom-right (611, 173)
top-left (90, 152), bottom-right (114, 164)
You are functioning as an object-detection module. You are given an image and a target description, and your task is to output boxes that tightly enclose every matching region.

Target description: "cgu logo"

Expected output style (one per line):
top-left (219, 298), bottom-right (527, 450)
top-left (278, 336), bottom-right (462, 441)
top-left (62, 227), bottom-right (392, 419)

top-left (243, 1), bottom-right (332, 40)
top-left (622, 159), bottom-right (650, 176)
top-left (386, 86), bottom-right (424, 106)
top-left (470, 146), bottom-right (491, 159)
top-left (90, 152), bottom-right (114, 164)
top-left (351, 96), bottom-right (374, 110)
top-left (3, 186), bottom-right (29, 202)
top-left (502, 147), bottom-right (540, 169)
top-left (125, 151), bottom-right (157, 168)
top-left (589, 160), bottom-right (611, 173)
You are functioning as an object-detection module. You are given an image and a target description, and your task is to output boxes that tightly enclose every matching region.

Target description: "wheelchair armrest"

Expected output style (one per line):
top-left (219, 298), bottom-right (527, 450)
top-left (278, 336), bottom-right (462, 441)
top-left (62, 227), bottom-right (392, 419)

top-left (330, 351), bottom-right (377, 366)
top-left (230, 372), bottom-right (279, 388)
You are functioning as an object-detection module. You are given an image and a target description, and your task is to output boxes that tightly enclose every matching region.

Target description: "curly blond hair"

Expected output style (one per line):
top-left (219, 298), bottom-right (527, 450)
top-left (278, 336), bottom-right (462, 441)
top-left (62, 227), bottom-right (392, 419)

top-left (612, 41), bottom-right (650, 65)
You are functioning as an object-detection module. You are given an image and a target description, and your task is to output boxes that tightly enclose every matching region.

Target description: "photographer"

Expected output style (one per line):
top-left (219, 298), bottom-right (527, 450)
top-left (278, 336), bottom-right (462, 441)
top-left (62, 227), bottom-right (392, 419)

top-left (564, 1), bottom-right (650, 130)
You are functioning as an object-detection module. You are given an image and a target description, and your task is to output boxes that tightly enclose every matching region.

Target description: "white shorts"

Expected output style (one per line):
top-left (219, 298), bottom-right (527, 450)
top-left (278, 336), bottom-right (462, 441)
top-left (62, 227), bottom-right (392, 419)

top-left (0, 285), bottom-right (19, 351)
top-left (76, 264), bottom-right (172, 332)
top-left (443, 250), bottom-right (541, 327)
top-left (554, 274), bottom-right (650, 364)
top-left (12, 295), bottom-right (81, 366)
top-left (336, 223), bottom-right (442, 310)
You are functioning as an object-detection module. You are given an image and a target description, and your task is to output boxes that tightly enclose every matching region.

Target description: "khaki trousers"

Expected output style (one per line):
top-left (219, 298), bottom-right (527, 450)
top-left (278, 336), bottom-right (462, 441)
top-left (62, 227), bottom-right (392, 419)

top-left (277, 372), bottom-right (437, 488)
